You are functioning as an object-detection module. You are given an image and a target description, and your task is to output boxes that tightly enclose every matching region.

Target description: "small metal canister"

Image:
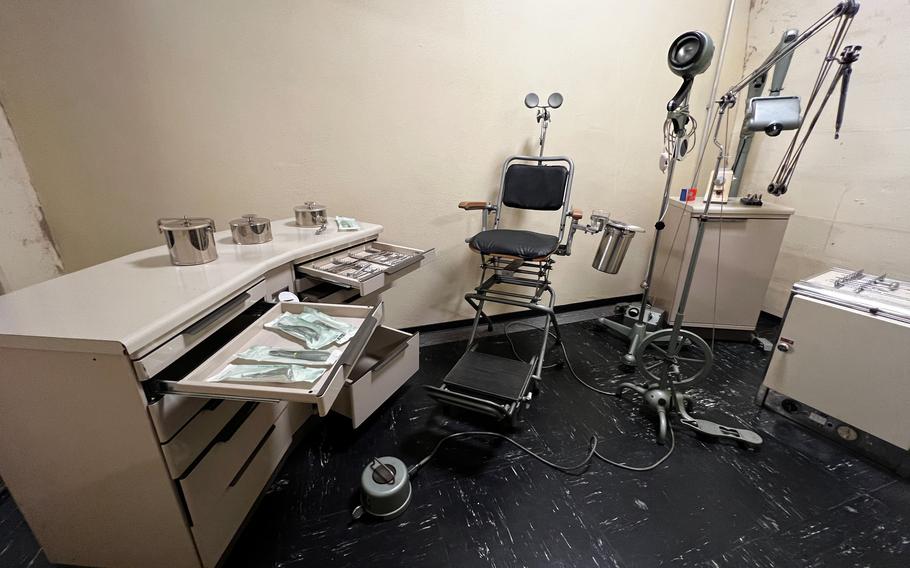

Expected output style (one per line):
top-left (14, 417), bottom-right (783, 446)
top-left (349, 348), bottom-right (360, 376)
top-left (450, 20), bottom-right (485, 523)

top-left (229, 213), bottom-right (272, 245)
top-left (294, 202), bottom-right (328, 227)
top-left (592, 220), bottom-right (643, 274)
top-left (158, 217), bottom-right (218, 266)
top-left (352, 456), bottom-right (412, 521)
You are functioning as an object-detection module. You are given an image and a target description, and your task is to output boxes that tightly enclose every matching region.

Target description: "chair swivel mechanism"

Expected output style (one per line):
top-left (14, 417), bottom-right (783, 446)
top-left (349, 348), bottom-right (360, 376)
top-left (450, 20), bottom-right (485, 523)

top-left (425, 155), bottom-right (583, 426)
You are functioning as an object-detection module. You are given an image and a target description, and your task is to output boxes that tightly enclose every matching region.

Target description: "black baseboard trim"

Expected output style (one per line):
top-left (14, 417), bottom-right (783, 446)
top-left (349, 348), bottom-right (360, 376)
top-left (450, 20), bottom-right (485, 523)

top-left (402, 293), bottom-right (642, 334)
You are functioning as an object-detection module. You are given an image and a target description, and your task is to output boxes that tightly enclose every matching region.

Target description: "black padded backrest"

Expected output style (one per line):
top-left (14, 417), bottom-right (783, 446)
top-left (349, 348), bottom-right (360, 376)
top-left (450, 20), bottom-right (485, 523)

top-left (502, 164), bottom-right (569, 211)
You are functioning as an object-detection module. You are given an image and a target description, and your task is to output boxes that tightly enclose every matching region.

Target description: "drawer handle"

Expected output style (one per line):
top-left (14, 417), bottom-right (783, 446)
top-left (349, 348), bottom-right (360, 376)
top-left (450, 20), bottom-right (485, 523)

top-left (229, 424), bottom-right (275, 488)
top-left (371, 340), bottom-right (410, 375)
top-left (183, 292), bottom-right (253, 336)
top-left (215, 402), bottom-right (258, 444)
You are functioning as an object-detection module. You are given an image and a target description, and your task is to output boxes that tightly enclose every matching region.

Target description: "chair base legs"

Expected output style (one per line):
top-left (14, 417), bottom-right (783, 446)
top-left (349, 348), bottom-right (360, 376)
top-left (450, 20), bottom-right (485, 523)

top-left (429, 263), bottom-right (560, 427)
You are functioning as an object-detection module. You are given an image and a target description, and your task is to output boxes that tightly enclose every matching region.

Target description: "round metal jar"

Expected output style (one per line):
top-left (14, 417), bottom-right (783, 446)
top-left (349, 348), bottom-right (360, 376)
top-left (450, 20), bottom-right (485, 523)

top-left (294, 202), bottom-right (327, 227)
top-left (158, 217), bottom-right (218, 266)
top-left (229, 214), bottom-right (272, 245)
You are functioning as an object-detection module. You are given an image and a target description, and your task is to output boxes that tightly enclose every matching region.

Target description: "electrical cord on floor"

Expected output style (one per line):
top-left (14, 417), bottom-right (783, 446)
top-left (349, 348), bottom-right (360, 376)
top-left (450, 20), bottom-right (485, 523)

top-left (502, 320), bottom-right (563, 370)
top-left (504, 321), bottom-right (620, 397)
top-left (499, 321), bottom-right (676, 472)
top-left (407, 431), bottom-right (598, 478)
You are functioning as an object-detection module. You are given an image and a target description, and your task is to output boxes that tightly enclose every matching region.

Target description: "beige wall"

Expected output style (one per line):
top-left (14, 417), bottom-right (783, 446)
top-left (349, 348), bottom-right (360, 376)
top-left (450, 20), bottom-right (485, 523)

top-left (741, 0), bottom-right (910, 315)
top-left (0, 1), bottom-right (750, 327)
top-left (0, 99), bottom-right (62, 293)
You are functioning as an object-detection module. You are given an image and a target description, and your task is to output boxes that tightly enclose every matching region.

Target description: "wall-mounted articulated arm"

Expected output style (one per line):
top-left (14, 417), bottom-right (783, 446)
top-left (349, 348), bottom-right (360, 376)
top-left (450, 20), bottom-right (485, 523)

top-left (729, 29), bottom-right (799, 197)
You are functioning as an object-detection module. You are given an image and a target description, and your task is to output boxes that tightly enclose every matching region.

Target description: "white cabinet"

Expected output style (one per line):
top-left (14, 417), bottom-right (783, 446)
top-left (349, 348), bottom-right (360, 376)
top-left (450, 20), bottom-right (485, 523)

top-left (0, 220), bottom-right (430, 568)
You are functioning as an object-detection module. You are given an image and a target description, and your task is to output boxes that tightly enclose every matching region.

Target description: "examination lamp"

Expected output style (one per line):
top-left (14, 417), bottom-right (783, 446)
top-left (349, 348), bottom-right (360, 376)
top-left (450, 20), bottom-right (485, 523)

top-left (524, 91), bottom-right (564, 156)
top-left (666, 31), bottom-right (715, 112)
top-left (524, 92), bottom-right (563, 109)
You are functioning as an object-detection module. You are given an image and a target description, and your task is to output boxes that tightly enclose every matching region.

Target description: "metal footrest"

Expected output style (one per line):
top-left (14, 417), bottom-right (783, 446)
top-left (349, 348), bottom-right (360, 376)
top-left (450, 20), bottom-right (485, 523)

top-left (424, 386), bottom-right (512, 420)
top-left (442, 351), bottom-right (534, 401)
top-left (426, 351), bottom-right (535, 423)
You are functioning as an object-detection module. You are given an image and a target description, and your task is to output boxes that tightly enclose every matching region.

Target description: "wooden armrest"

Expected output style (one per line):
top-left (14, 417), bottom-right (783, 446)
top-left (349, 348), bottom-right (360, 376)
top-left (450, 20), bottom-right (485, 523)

top-left (459, 201), bottom-right (490, 211)
top-left (569, 208), bottom-right (583, 220)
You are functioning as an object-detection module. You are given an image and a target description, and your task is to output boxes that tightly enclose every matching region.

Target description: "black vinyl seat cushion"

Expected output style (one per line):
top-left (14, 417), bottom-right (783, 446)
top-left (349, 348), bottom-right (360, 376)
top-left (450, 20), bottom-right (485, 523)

top-left (469, 229), bottom-right (559, 259)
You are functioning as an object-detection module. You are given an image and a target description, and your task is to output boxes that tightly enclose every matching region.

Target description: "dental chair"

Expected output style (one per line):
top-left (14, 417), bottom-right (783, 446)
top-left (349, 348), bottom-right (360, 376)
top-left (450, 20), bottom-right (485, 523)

top-left (425, 154), bottom-right (583, 426)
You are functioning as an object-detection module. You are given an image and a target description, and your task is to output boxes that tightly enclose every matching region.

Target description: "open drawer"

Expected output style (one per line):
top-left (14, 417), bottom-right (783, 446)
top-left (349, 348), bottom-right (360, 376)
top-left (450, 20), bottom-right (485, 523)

top-left (294, 241), bottom-right (435, 297)
top-left (156, 302), bottom-right (383, 416)
top-left (333, 326), bottom-right (419, 428)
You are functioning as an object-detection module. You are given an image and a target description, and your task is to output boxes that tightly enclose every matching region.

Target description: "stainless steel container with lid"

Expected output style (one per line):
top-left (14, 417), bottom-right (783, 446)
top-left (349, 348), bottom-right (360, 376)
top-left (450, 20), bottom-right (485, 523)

top-left (229, 213), bottom-right (272, 245)
top-left (592, 219), bottom-right (644, 274)
top-left (294, 202), bottom-right (328, 227)
top-left (157, 217), bottom-right (218, 266)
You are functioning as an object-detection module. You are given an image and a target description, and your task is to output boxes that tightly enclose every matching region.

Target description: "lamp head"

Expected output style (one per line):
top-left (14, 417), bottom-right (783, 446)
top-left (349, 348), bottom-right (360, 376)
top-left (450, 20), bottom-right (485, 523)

top-left (524, 92), bottom-right (564, 109)
top-left (667, 31), bottom-right (715, 78)
top-left (666, 31), bottom-right (715, 112)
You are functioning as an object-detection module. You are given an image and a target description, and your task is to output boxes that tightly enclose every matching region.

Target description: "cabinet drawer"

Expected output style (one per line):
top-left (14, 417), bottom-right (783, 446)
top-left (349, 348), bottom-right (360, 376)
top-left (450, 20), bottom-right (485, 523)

top-left (333, 327), bottom-right (419, 428)
top-left (294, 241), bottom-right (434, 297)
top-left (156, 302), bottom-right (383, 416)
top-left (160, 400), bottom-right (246, 478)
top-left (148, 396), bottom-right (210, 443)
top-left (134, 279), bottom-right (270, 380)
top-left (182, 402), bottom-right (311, 568)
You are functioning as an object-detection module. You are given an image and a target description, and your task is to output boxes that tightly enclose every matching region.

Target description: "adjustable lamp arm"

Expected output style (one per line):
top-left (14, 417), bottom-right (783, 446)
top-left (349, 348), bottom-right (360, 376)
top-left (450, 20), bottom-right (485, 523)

top-left (722, 0), bottom-right (858, 101)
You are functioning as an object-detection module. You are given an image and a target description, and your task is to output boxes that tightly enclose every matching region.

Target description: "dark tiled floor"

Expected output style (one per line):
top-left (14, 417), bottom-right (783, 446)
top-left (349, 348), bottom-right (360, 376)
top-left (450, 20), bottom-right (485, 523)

top-left (1, 313), bottom-right (908, 567)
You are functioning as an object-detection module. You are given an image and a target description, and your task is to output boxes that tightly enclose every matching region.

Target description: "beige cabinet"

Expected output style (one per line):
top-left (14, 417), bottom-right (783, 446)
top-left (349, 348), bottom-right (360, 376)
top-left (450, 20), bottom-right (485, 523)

top-left (758, 269), bottom-right (910, 475)
top-left (650, 198), bottom-right (794, 332)
top-left (0, 220), bottom-right (431, 568)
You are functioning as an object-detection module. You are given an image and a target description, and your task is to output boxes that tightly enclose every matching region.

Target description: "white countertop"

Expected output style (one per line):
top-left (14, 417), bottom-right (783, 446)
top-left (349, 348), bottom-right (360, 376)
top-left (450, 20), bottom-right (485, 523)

top-left (0, 218), bottom-right (382, 353)
top-left (670, 197), bottom-right (795, 217)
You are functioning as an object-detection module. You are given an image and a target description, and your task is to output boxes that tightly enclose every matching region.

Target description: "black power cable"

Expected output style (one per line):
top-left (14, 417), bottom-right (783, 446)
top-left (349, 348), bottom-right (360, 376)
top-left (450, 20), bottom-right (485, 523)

top-left (407, 320), bottom-right (676, 477)
top-left (504, 321), bottom-right (676, 471)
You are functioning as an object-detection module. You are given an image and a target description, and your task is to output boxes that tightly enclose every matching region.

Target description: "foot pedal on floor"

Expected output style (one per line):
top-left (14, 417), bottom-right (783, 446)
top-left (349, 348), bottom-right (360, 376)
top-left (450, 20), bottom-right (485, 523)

top-left (675, 393), bottom-right (763, 448)
top-left (677, 417), bottom-right (763, 448)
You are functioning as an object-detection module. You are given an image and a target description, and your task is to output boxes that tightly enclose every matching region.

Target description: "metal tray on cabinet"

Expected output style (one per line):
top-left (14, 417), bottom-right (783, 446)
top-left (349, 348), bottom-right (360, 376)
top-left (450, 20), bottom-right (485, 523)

top-left (294, 241), bottom-right (434, 297)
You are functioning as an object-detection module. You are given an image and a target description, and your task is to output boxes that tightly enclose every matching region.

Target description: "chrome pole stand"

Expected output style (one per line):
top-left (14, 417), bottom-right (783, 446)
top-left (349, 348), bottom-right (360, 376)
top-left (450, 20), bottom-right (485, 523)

top-left (596, 104), bottom-right (686, 366)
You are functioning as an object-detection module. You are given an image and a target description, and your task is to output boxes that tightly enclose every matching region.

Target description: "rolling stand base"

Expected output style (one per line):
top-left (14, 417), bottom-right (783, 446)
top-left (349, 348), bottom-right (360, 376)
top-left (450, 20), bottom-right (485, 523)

top-left (617, 382), bottom-right (763, 448)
